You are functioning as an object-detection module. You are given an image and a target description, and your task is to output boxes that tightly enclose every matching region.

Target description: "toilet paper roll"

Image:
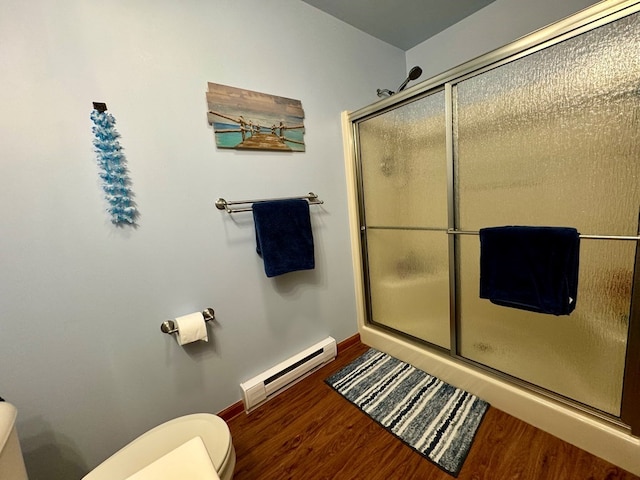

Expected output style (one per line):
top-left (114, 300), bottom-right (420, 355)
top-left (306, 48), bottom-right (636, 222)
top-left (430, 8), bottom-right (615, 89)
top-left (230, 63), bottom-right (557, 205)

top-left (175, 312), bottom-right (208, 345)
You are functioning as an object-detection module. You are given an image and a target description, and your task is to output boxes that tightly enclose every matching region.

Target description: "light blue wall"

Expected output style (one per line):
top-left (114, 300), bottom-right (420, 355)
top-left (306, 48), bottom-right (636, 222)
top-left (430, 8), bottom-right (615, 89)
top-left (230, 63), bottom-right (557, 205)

top-left (0, 1), bottom-right (404, 478)
top-left (406, 0), bottom-right (600, 80)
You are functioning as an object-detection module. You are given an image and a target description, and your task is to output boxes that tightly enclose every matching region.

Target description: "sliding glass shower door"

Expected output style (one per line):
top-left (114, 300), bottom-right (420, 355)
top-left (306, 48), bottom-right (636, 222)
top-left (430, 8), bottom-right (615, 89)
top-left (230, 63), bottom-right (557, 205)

top-left (453, 11), bottom-right (640, 416)
top-left (357, 91), bottom-right (451, 349)
top-left (353, 5), bottom-right (640, 420)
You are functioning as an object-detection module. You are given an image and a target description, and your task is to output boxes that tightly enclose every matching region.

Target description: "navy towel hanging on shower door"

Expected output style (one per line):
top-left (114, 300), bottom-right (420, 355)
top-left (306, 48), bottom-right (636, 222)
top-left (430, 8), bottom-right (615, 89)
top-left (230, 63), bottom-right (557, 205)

top-left (479, 226), bottom-right (580, 315)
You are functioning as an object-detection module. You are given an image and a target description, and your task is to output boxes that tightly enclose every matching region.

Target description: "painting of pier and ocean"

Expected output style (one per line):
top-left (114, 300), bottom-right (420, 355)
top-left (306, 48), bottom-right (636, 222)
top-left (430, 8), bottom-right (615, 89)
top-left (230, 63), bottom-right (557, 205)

top-left (206, 83), bottom-right (306, 152)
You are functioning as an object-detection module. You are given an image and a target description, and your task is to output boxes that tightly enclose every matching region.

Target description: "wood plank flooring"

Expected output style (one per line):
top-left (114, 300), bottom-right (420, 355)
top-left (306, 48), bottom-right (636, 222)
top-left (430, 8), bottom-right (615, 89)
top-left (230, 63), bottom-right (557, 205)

top-left (227, 342), bottom-right (639, 479)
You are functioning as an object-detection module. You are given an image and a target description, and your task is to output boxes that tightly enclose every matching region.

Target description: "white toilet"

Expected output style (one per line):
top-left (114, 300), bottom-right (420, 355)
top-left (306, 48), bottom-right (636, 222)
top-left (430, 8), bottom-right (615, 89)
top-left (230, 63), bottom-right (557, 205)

top-left (0, 402), bottom-right (28, 480)
top-left (0, 402), bottom-right (236, 480)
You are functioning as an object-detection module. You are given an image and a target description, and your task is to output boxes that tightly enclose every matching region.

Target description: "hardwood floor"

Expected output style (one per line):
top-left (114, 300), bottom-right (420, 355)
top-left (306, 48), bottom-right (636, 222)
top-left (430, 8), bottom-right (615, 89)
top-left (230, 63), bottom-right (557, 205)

top-left (227, 342), bottom-right (639, 479)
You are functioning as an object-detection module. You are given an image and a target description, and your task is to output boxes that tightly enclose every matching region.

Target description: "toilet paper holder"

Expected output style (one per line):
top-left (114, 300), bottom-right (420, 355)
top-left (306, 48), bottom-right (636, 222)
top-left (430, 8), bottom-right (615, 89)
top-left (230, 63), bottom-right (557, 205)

top-left (160, 308), bottom-right (215, 335)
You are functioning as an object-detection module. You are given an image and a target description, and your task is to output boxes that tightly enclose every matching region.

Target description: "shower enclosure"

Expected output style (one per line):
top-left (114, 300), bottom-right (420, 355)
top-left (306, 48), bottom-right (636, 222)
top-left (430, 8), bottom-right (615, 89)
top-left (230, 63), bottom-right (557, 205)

top-left (347, 1), bottom-right (640, 435)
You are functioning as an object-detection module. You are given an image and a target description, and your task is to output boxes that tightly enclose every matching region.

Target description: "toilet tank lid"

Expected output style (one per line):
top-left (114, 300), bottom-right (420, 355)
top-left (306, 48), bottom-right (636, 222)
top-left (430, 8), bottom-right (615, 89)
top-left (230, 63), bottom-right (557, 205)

top-left (0, 402), bottom-right (18, 452)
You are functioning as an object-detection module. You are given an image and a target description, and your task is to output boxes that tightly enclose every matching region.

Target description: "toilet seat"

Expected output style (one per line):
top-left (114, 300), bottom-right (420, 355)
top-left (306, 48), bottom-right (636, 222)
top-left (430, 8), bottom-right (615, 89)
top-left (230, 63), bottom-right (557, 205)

top-left (84, 414), bottom-right (235, 480)
top-left (125, 437), bottom-right (220, 480)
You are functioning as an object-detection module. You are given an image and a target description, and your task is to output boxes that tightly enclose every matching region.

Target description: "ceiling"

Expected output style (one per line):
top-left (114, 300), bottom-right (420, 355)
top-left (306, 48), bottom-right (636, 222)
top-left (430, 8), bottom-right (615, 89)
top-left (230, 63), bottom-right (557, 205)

top-left (301, 0), bottom-right (497, 50)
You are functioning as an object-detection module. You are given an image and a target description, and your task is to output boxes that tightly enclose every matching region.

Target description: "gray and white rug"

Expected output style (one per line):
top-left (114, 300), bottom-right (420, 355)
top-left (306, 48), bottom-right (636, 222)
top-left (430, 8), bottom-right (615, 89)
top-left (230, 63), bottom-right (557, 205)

top-left (326, 348), bottom-right (489, 477)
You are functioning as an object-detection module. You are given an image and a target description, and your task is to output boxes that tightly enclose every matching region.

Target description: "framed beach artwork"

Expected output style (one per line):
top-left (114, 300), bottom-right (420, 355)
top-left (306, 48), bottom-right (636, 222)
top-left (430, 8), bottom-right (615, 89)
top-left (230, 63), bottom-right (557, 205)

top-left (206, 83), bottom-right (305, 152)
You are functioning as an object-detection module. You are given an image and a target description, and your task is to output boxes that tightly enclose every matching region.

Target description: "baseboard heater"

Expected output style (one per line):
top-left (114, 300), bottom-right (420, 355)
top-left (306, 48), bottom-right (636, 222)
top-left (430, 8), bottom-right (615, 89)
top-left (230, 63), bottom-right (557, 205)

top-left (240, 336), bottom-right (337, 412)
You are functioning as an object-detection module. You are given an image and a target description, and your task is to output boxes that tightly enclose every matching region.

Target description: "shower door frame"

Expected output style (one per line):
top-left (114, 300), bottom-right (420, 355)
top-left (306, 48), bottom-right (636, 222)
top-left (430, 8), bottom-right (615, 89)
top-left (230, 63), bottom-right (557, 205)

top-left (348, 0), bottom-right (640, 435)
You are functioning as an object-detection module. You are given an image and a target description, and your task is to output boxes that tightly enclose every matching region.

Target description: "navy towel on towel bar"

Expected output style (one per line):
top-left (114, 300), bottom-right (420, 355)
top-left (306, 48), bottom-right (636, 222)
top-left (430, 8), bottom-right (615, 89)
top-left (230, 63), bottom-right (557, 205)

top-left (479, 226), bottom-right (580, 316)
top-left (253, 199), bottom-right (315, 278)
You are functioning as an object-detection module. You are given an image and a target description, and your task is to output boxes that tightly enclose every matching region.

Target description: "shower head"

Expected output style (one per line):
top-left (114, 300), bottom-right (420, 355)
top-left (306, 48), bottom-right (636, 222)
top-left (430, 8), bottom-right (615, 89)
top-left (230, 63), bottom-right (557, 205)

top-left (396, 66), bottom-right (423, 93)
top-left (376, 66), bottom-right (423, 98)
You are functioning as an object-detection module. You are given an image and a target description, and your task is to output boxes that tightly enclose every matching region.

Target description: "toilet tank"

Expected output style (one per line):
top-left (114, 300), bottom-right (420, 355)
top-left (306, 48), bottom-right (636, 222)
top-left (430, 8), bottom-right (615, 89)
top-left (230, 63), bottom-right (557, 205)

top-left (0, 402), bottom-right (29, 480)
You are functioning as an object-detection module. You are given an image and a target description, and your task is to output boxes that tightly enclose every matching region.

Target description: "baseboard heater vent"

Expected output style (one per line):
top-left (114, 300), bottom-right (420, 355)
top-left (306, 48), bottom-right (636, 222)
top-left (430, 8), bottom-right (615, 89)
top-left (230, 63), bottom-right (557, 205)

top-left (240, 336), bottom-right (337, 412)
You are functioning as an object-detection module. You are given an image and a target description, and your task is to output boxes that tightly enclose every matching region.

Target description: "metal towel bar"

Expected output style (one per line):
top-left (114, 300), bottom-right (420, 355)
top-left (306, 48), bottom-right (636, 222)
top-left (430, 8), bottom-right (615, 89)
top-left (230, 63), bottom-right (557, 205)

top-left (446, 229), bottom-right (640, 241)
top-left (215, 192), bottom-right (323, 213)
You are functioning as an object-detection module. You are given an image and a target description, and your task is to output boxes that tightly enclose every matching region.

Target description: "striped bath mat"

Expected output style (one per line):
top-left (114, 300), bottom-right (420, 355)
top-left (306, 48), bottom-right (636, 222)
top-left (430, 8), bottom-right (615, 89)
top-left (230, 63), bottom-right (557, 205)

top-left (326, 348), bottom-right (489, 477)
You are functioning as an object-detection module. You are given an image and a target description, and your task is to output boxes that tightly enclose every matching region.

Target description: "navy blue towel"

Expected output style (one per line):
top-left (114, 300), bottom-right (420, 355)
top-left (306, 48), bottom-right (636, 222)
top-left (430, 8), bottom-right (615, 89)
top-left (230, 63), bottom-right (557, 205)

top-left (253, 199), bottom-right (315, 278)
top-left (479, 226), bottom-right (580, 316)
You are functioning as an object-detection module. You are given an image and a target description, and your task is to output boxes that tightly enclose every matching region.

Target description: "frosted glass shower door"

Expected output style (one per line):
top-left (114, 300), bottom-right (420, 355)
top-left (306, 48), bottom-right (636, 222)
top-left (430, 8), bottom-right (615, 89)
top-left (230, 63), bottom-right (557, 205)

top-left (357, 91), bottom-right (450, 348)
top-left (454, 12), bottom-right (640, 415)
